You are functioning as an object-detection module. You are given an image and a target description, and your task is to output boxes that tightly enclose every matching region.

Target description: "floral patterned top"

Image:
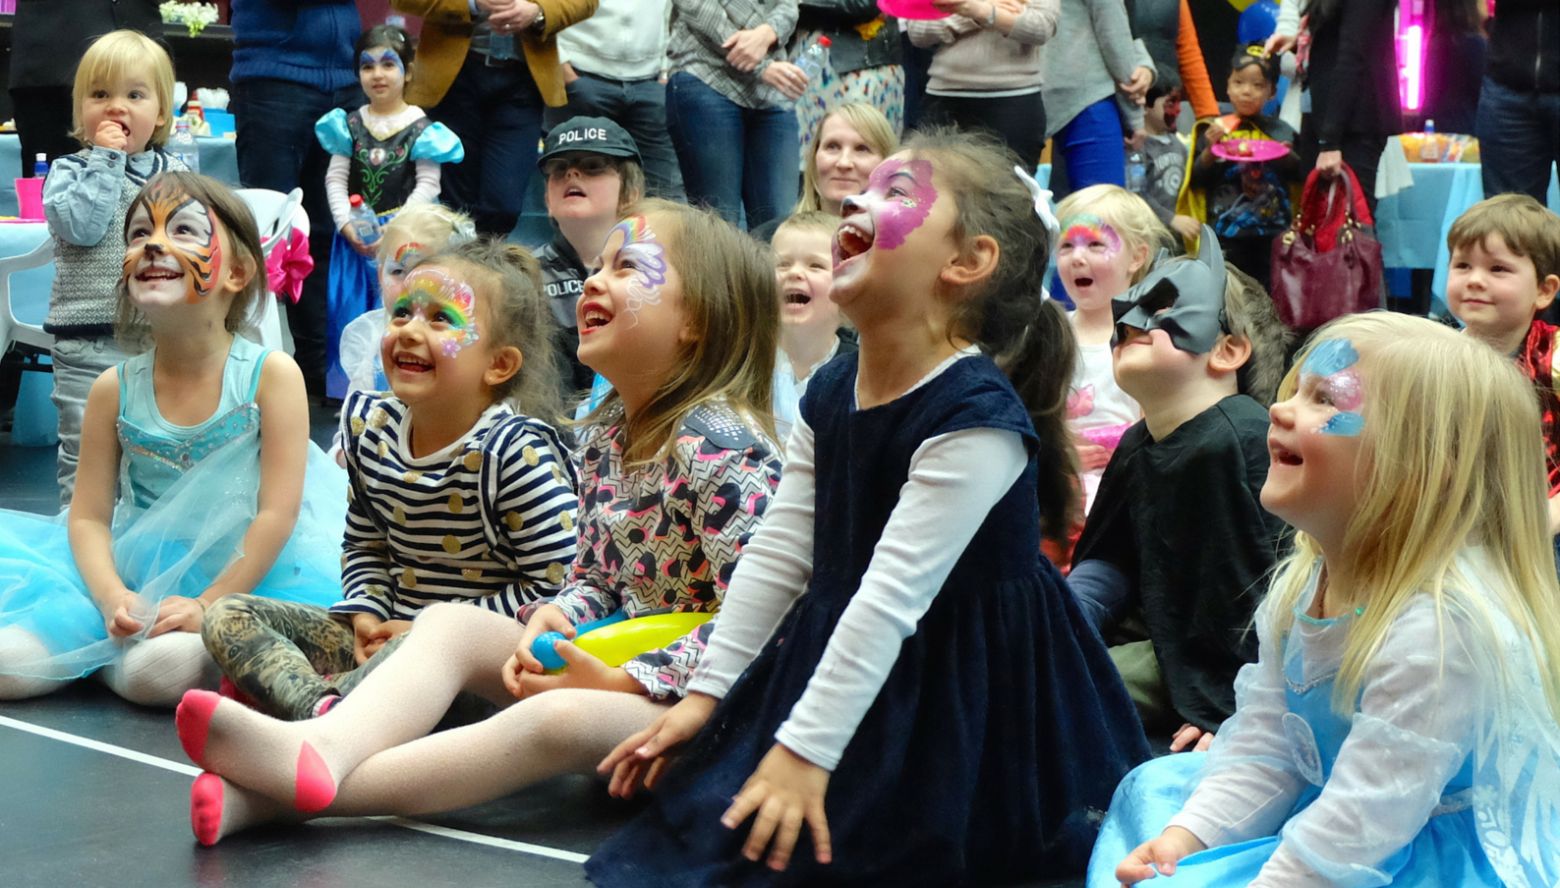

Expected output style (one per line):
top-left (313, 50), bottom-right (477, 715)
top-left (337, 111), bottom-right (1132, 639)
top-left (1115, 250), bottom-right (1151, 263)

top-left (549, 402), bottom-right (782, 698)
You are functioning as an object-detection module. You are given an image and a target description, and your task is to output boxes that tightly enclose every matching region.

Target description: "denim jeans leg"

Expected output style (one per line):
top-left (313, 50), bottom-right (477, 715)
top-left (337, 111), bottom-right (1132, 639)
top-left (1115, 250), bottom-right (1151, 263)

top-left (742, 104), bottom-right (800, 231)
top-left (1477, 76), bottom-right (1560, 203)
top-left (666, 72), bottom-right (745, 224)
top-left (477, 67), bottom-right (544, 237)
top-left (621, 78), bottom-right (687, 201)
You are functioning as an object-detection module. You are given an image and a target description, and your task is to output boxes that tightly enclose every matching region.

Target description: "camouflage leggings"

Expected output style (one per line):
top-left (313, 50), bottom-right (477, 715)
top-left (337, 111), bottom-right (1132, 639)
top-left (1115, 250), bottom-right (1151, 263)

top-left (201, 595), bottom-right (405, 720)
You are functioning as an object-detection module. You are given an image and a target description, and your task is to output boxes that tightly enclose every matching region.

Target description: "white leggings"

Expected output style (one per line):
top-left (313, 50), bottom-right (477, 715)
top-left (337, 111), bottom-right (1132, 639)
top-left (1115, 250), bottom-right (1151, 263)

top-left (0, 626), bottom-right (217, 707)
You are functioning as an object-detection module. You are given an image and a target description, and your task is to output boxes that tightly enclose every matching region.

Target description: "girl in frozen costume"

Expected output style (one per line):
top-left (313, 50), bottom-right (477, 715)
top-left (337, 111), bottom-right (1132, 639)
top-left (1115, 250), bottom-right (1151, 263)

top-left (1095, 312), bottom-right (1560, 888)
top-left (316, 24), bottom-right (464, 398)
top-left (590, 130), bottom-right (1150, 885)
top-left (0, 173), bottom-right (345, 706)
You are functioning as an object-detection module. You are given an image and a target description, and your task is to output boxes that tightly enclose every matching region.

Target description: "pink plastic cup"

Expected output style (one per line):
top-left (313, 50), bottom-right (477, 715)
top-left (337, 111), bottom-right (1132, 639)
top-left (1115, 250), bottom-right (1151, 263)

top-left (877, 0), bottom-right (951, 20)
top-left (14, 177), bottom-right (44, 220)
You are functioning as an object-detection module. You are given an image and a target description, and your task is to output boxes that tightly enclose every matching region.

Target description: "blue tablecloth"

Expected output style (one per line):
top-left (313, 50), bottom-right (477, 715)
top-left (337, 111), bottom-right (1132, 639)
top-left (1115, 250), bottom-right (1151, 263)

top-left (1376, 161), bottom-right (1560, 315)
top-left (0, 134), bottom-right (241, 217)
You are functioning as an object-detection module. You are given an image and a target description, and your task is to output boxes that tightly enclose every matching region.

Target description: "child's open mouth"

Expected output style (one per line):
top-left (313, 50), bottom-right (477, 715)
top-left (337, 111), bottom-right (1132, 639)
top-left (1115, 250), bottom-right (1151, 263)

top-left (1072, 276), bottom-right (1095, 289)
top-left (394, 353), bottom-right (433, 373)
top-left (135, 266), bottom-right (182, 282)
top-left (1270, 442), bottom-right (1302, 466)
top-left (564, 184), bottom-right (588, 199)
top-left (782, 288), bottom-right (812, 307)
top-left (833, 219), bottom-right (874, 272)
top-left (580, 302), bottom-right (614, 333)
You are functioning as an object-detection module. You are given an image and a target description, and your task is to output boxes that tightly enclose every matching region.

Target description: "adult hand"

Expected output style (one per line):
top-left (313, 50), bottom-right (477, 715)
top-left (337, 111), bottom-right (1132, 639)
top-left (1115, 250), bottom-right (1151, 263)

top-left (489, 0), bottom-right (540, 33)
top-left (931, 0), bottom-right (986, 18)
top-left (723, 744), bottom-right (833, 871)
top-left (762, 62), bottom-right (809, 100)
top-left (150, 595), bottom-right (206, 637)
top-left (1119, 66), bottom-right (1154, 105)
top-left (1124, 128), bottom-right (1146, 152)
top-left (600, 691), bottom-right (718, 797)
top-left (1168, 722), bottom-right (1215, 753)
top-left (94, 120), bottom-right (129, 152)
top-left (1076, 442), bottom-right (1112, 472)
top-left (1116, 826), bottom-right (1207, 885)
top-left (722, 25), bottom-right (778, 73)
top-left (1264, 32), bottom-right (1297, 57)
top-left (561, 62), bottom-right (579, 84)
top-left (351, 612), bottom-right (384, 665)
top-left (475, 0), bottom-right (517, 11)
top-left (508, 641), bottom-right (641, 699)
top-left (105, 589), bottom-right (148, 638)
top-left (1315, 149), bottom-right (1344, 178)
top-left (506, 603), bottom-right (577, 678)
top-left (362, 619), bottom-right (412, 659)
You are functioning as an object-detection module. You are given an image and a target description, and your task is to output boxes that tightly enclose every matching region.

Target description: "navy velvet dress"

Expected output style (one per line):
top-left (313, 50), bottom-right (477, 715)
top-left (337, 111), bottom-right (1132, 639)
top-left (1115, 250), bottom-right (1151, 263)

top-left (586, 354), bottom-right (1150, 886)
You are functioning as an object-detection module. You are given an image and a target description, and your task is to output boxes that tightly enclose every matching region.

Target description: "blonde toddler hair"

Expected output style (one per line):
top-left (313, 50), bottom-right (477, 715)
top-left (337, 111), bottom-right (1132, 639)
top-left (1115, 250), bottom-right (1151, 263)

top-left (1054, 185), bottom-right (1174, 285)
top-left (71, 30), bottom-right (176, 148)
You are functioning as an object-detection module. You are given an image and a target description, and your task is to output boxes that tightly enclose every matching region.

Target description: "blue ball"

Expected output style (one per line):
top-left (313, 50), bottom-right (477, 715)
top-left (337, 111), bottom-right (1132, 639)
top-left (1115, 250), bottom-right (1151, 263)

top-left (1237, 0), bottom-right (1281, 46)
top-left (532, 631), bottom-right (568, 671)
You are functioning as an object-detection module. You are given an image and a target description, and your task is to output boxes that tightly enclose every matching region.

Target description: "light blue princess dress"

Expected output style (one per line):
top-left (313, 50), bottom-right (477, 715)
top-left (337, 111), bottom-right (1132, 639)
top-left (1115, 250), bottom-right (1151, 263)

top-left (1087, 552), bottom-right (1560, 888)
top-left (0, 335), bottom-right (346, 681)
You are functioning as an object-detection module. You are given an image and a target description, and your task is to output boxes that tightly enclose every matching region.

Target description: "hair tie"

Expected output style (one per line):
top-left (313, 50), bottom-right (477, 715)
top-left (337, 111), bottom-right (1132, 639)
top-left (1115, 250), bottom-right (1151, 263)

top-left (1012, 165), bottom-right (1058, 235)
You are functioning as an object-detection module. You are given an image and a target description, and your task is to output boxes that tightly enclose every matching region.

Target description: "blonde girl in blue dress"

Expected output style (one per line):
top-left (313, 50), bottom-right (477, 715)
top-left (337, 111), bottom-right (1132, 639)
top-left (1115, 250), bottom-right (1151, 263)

top-left (1095, 312), bottom-right (1560, 887)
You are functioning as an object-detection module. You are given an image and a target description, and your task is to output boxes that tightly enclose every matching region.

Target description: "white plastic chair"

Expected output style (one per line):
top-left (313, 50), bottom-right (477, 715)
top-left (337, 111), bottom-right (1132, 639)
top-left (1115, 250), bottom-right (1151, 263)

top-left (0, 236), bottom-right (56, 360)
top-left (234, 187), bottom-right (305, 353)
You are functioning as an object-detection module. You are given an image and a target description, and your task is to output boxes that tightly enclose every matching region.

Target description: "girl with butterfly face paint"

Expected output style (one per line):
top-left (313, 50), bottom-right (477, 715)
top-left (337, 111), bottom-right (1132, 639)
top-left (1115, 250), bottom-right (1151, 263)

top-left (0, 172), bottom-right (345, 708)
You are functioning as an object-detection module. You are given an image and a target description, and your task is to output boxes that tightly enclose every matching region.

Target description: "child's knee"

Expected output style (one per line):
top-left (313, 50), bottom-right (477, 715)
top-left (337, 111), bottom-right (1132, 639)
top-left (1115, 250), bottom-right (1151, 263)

top-left (201, 594), bottom-right (260, 648)
top-left (0, 628), bottom-right (68, 700)
top-left (103, 633), bottom-right (219, 707)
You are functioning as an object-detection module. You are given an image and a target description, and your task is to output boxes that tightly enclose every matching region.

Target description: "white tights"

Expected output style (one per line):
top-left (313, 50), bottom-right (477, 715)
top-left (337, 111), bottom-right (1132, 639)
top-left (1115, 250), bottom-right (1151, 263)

top-left (0, 626), bottom-right (216, 706)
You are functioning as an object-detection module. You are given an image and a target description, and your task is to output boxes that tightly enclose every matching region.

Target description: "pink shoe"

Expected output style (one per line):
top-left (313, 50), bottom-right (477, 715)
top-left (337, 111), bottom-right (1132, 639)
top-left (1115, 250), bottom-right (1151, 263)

top-left (217, 676), bottom-right (258, 709)
top-left (176, 689), bottom-right (222, 768)
top-left (190, 772), bottom-right (224, 846)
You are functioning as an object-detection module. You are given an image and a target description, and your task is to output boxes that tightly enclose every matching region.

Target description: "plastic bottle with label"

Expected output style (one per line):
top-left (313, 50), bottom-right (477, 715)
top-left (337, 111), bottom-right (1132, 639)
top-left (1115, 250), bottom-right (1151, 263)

top-left (1125, 151), bottom-right (1147, 193)
top-left (348, 194), bottom-right (383, 247)
top-left (170, 119), bottom-right (200, 173)
top-left (796, 36), bottom-right (833, 85)
top-left (1419, 119), bottom-right (1441, 162)
top-left (32, 153), bottom-right (48, 178)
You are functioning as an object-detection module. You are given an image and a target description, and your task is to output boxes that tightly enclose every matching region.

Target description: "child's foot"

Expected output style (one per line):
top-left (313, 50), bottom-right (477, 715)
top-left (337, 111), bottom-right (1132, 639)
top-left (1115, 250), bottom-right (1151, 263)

top-left (176, 689), bottom-right (338, 812)
top-left (190, 772), bottom-right (292, 846)
top-left (217, 676), bottom-right (258, 709)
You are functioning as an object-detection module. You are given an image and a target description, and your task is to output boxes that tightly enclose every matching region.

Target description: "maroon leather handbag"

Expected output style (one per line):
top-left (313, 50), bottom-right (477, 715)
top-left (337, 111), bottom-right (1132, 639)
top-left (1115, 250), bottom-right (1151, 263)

top-left (1269, 165), bottom-right (1385, 330)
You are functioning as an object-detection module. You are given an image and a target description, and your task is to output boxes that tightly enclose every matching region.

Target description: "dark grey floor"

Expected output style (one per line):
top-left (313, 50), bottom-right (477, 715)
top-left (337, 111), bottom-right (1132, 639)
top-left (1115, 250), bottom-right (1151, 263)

top-left (0, 402), bottom-right (1088, 888)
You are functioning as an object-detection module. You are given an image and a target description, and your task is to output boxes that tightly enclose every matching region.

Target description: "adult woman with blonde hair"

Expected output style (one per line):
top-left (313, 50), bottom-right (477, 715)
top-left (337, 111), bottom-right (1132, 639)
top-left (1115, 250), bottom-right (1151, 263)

top-left (752, 102), bottom-right (896, 241)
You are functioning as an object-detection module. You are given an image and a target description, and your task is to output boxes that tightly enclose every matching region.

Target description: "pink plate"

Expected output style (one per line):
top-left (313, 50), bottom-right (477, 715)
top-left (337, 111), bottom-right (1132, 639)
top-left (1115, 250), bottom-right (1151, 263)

top-left (1211, 138), bottom-right (1290, 163)
top-left (877, 0), bottom-right (951, 20)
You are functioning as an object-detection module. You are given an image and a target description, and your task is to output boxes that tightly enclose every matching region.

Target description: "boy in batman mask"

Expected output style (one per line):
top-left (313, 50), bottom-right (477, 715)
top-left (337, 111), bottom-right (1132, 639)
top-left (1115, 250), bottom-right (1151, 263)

top-left (1069, 229), bottom-right (1290, 747)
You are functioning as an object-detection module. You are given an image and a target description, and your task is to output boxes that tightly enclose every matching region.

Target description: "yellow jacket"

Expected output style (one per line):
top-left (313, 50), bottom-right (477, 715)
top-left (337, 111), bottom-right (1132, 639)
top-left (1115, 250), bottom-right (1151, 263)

top-left (391, 0), bottom-right (600, 108)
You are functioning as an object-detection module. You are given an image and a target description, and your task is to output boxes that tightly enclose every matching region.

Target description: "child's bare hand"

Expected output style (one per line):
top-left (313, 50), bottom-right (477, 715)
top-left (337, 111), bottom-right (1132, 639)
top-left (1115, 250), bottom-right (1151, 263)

top-left (1171, 215), bottom-right (1202, 242)
top-left (1116, 826), bottom-right (1206, 885)
top-left (723, 744), bottom-right (833, 871)
top-left (362, 619), bottom-right (412, 658)
top-left (508, 640), bottom-right (637, 698)
top-left (340, 226), bottom-right (376, 258)
top-left (149, 595), bottom-right (205, 637)
top-left (511, 603), bottom-right (576, 675)
top-left (93, 120), bottom-right (129, 152)
top-left (1169, 722), bottom-right (1214, 752)
top-left (600, 692), bottom-right (718, 797)
top-left (1076, 442), bottom-right (1112, 471)
top-left (350, 612), bottom-right (384, 665)
top-left (1205, 120), bottom-right (1228, 145)
top-left (105, 589), bottom-right (148, 637)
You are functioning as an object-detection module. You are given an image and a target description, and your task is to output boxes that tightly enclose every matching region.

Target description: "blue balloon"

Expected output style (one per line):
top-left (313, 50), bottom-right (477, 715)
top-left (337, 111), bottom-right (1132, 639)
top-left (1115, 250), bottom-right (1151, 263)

top-left (1237, 0), bottom-right (1281, 46)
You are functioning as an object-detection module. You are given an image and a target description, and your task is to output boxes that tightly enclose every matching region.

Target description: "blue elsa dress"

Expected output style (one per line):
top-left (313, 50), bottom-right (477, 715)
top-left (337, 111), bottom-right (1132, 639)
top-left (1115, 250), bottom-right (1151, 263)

top-left (0, 335), bottom-right (346, 681)
top-left (1088, 554), bottom-right (1560, 888)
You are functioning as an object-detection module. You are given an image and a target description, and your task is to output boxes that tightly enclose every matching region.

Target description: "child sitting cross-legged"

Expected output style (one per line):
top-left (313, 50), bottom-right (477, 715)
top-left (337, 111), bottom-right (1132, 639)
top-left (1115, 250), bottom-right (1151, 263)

top-left (1070, 231), bottom-right (1291, 748)
top-left (201, 238), bottom-right (579, 720)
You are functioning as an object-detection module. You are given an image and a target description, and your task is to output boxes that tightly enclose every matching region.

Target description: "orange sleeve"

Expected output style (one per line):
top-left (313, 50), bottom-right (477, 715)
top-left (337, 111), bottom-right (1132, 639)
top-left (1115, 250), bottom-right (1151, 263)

top-left (1177, 0), bottom-right (1220, 119)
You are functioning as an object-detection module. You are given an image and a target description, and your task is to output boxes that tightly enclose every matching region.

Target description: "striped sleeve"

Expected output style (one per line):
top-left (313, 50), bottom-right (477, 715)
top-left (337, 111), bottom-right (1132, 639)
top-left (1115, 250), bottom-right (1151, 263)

top-left (335, 393), bottom-right (396, 620)
top-left (476, 418), bottom-right (581, 614)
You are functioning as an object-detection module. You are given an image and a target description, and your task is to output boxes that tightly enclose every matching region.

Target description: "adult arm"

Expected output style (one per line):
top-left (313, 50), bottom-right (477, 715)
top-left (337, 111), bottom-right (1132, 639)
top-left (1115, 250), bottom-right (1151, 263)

top-left (1176, 0), bottom-right (1219, 118)
top-left (905, 13), bottom-right (983, 47)
top-left (773, 427), bottom-right (1027, 770)
top-left (42, 149), bottom-right (126, 247)
top-left (670, 0), bottom-right (743, 51)
top-left (531, 0), bottom-right (600, 39)
top-left (1088, 0), bottom-right (1144, 85)
top-left (391, 0), bottom-right (473, 23)
top-left (1007, 0), bottom-right (1061, 46)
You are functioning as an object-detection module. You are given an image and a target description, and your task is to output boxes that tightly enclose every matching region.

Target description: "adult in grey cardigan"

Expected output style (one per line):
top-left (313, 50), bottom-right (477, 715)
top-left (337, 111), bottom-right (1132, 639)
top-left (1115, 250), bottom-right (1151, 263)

top-left (1040, 0), bottom-right (1154, 196)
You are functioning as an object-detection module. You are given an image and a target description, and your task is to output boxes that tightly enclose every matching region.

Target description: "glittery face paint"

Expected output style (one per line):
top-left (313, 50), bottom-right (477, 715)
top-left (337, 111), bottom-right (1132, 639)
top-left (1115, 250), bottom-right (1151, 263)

top-left (122, 179), bottom-right (225, 307)
top-left (1058, 214), bottom-right (1123, 258)
top-left (388, 267), bottom-right (480, 358)
top-left (602, 215), bottom-right (669, 323)
top-left (862, 158), bottom-right (936, 251)
top-left (359, 48), bottom-right (404, 74)
top-left (379, 240), bottom-right (426, 300)
top-left (1301, 338), bottom-right (1365, 436)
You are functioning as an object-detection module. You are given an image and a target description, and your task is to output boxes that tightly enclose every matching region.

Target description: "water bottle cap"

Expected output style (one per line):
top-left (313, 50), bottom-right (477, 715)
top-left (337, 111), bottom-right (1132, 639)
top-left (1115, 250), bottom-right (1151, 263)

top-left (35, 153), bottom-right (45, 162)
top-left (817, 36), bottom-right (832, 47)
top-left (349, 194), bottom-right (365, 207)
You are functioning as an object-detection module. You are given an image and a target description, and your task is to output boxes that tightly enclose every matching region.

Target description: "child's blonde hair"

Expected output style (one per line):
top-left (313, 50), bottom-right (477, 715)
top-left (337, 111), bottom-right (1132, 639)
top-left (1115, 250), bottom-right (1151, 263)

top-left (584, 198), bottom-right (778, 465)
top-left (797, 103), bottom-right (899, 213)
top-left (71, 30), bottom-right (176, 148)
top-left (773, 210), bottom-right (841, 242)
top-left (1054, 185), bottom-right (1174, 285)
top-left (1265, 313), bottom-right (1560, 720)
top-left (1447, 193), bottom-right (1560, 284)
top-left (416, 239), bottom-right (563, 425)
top-left (379, 204), bottom-right (477, 253)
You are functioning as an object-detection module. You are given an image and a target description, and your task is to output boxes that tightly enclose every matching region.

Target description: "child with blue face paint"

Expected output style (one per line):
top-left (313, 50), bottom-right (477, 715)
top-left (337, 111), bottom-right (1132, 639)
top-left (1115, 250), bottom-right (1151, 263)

top-left (1096, 312), bottom-right (1560, 888)
top-left (315, 23), bottom-right (465, 400)
top-left (1070, 235), bottom-right (1292, 749)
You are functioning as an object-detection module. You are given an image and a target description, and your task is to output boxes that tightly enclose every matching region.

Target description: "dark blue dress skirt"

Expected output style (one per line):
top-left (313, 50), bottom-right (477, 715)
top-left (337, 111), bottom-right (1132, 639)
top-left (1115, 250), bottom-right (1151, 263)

top-left (586, 354), bottom-right (1150, 886)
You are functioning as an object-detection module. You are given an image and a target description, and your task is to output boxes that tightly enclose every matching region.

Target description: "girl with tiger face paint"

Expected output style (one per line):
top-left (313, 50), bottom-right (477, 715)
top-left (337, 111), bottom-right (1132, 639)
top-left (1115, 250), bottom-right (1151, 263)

top-left (123, 177), bottom-right (229, 308)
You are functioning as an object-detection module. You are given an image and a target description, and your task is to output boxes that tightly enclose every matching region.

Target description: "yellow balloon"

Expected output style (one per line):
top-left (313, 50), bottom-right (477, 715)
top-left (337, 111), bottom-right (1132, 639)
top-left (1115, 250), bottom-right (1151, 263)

top-left (574, 613), bottom-right (714, 668)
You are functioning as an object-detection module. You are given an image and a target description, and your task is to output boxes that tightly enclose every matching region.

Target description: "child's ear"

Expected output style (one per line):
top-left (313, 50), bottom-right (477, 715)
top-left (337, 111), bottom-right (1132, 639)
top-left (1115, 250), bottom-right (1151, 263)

top-left (221, 243), bottom-right (258, 296)
top-left (1208, 332), bottom-right (1252, 376)
top-left (1129, 242), bottom-right (1151, 277)
top-left (1537, 274), bottom-right (1560, 311)
top-left (939, 234), bottom-right (1000, 291)
top-left (485, 344), bottom-right (523, 389)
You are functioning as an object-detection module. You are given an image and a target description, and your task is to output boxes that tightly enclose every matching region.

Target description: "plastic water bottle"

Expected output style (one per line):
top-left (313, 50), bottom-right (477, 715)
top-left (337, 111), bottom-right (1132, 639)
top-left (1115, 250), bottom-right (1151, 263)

top-left (796, 36), bottom-right (832, 85)
top-left (170, 119), bottom-right (200, 173)
top-left (1125, 151), bottom-right (1147, 193)
top-left (348, 194), bottom-right (382, 247)
top-left (32, 153), bottom-right (47, 178)
top-left (1419, 119), bottom-right (1441, 162)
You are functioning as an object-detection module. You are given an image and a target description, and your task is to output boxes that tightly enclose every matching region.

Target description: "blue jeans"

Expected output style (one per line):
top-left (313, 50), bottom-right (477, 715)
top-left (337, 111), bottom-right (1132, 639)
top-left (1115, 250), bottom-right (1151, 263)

top-left (232, 78), bottom-right (363, 397)
top-left (665, 72), bottom-right (798, 230)
top-left (545, 70), bottom-right (686, 201)
top-left (427, 54), bottom-right (545, 237)
top-left (1053, 97), bottom-right (1126, 198)
top-left (1476, 75), bottom-right (1560, 204)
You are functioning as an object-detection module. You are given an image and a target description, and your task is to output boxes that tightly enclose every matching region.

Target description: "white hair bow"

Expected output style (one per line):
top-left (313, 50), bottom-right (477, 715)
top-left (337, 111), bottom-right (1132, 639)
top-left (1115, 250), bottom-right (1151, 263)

top-left (1013, 165), bottom-right (1059, 235)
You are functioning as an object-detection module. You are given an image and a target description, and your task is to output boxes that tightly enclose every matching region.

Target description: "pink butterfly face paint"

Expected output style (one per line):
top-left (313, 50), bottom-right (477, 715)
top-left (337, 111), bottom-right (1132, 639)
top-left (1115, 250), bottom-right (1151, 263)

top-left (862, 158), bottom-right (936, 251)
top-left (602, 215), bottom-right (669, 324)
top-left (387, 267), bottom-right (480, 358)
top-left (1300, 338), bottom-right (1365, 436)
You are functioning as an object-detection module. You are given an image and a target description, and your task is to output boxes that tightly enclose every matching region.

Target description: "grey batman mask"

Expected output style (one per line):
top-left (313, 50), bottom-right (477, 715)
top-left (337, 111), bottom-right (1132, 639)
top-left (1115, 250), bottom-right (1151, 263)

top-left (1111, 226), bottom-right (1227, 354)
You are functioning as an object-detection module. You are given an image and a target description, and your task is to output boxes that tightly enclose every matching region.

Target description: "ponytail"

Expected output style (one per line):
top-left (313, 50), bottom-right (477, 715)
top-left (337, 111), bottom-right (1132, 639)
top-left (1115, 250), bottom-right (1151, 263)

top-left (998, 300), bottom-right (1081, 543)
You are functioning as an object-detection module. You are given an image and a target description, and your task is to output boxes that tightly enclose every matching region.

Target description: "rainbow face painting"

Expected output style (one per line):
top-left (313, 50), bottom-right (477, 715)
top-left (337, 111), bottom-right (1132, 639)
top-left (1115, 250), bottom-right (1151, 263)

top-left (122, 178), bottom-right (225, 307)
top-left (380, 240), bottom-right (426, 299)
top-left (1058, 214), bottom-right (1123, 258)
top-left (604, 215), bottom-right (669, 322)
top-left (1301, 338), bottom-right (1365, 436)
top-left (863, 158), bottom-right (936, 251)
top-left (388, 267), bottom-right (480, 358)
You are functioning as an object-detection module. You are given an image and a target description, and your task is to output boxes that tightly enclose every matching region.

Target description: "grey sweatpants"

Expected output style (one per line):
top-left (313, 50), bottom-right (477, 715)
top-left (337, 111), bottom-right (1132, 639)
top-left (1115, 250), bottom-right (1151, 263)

top-left (51, 336), bottom-right (132, 508)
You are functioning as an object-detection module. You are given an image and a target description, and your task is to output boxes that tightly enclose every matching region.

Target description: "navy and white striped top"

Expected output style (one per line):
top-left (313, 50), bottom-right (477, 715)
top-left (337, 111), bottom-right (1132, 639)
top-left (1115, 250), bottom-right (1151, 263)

top-left (331, 391), bottom-right (580, 621)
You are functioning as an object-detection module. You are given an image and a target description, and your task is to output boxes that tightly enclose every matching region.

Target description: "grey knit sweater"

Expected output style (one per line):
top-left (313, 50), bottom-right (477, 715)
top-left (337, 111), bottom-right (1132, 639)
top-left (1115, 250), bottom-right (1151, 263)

top-left (1040, 0), bottom-right (1151, 137)
top-left (42, 146), bottom-right (182, 337)
top-left (905, 0), bottom-right (1059, 95)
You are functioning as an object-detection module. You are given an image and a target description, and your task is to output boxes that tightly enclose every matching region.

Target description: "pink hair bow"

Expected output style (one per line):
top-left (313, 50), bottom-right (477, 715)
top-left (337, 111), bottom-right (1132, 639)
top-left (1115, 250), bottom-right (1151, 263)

top-left (265, 228), bottom-right (315, 304)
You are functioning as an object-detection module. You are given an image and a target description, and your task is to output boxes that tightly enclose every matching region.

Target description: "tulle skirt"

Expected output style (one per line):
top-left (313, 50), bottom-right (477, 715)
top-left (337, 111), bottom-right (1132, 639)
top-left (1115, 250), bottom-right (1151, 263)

top-left (0, 439), bottom-right (347, 681)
